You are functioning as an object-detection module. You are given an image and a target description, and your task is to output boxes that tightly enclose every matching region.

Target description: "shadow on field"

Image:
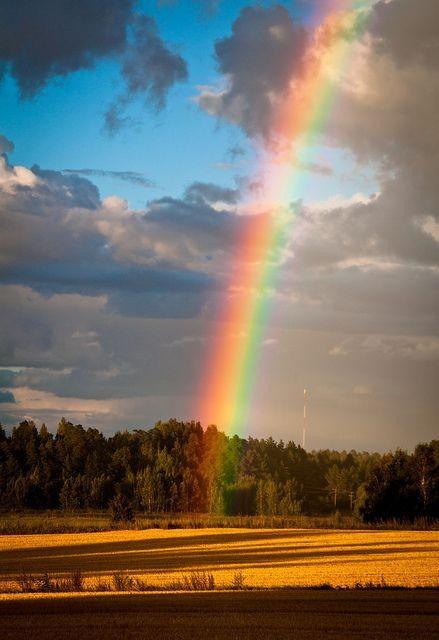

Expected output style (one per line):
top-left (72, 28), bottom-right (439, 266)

top-left (0, 529), bottom-right (434, 582)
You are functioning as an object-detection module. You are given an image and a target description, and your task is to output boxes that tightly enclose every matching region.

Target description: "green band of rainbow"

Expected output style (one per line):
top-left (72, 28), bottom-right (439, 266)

top-left (198, 1), bottom-right (371, 440)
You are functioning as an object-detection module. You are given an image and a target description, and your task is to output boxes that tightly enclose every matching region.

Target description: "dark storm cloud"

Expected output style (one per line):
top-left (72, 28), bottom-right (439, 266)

top-left (369, 0), bottom-right (439, 69)
top-left (0, 135), bottom-right (14, 155)
top-left (184, 181), bottom-right (238, 205)
top-left (104, 14), bottom-right (188, 134)
top-left (0, 0), bottom-right (134, 97)
top-left (135, 195), bottom-right (256, 267)
top-left (0, 370), bottom-right (18, 387)
top-left (0, 390), bottom-right (15, 403)
top-left (198, 5), bottom-right (308, 138)
top-left (107, 288), bottom-right (211, 319)
top-left (0, 1), bottom-right (188, 132)
top-left (31, 166), bottom-right (101, 209)
top-left (1, 266), bottom-right (214, 322)
top-left (62, 168), bottom-right (155, 189)
top-left (0, 261), bottom-right (213, 305)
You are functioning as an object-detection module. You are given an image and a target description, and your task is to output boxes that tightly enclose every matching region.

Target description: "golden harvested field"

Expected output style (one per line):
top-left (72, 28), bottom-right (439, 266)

top-left (0, 528), bottom-right (438, 590)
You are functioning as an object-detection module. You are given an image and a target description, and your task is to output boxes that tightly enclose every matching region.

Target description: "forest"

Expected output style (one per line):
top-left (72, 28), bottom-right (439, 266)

top-left (0, 418), bottom-right (437, 523)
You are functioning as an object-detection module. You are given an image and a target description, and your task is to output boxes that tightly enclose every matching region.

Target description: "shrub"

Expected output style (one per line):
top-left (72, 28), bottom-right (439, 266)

top-left (181, 571), bottom-right (216, 591)
top-left (69, 569), bottom-right (84, 591)
top-left (17, 570), bottom-right (84, 593)
top-left (231, 571), bottom-right (246, 590)
top-left (17, 571), bottom-right (36, 593)
top-left (111, 573), bottom-right (151, 591)
top-left (112, 572), bottom-right (136, 591)
top-left (109, 494), bottom-right (134, 524)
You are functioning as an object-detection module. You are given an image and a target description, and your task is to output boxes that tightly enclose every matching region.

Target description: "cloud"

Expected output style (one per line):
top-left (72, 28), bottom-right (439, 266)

top-left (348, 335), bottom-right (439, 363)
top-left (280, 0), bottom-right (439, 309)
top-left (1, 260), bottom-right (213, 301)
top-left (0, 155), bottom-right (220, 318)
top-left (0, 369), bottom-right (19, 387)
top-left (0, 2), bottom-right (188, 132)
top-left (292, 186), bottom-right (439, 271)
top-left (329, 344), bottom-right (349, 357)
top-left (0, 390), bottom-right (15, 403)
top-left (0, 134), bottom-right (14, 155)
top-left (0, 285), bottom-right (109, 374)
top-left (328, 334), bottom-right (439, 370)
top-left (62, 169), bottom-right (155, 189)
top-left (226, 144), bottom-right (246, 161)
top-left (96, 193), bottom-right (275, 275)
top-left (10, 386), bottom-right (111, 414)
top-left (244, 1), bottom-right (439, 326)
top-left (325, 2), bottom-right (439, 194)
top-left (197, 6), bottom-right (308, 138)
top-left (0, 156), bottom-right (40, 194)
top-left (0, 0), bottom-right (134, 97)
top-left (104, 14), bottom-right (188, 134)
top-left (353, 385), bottom-right (372, 396)
top-left (262, 338), bottom-right (278, 347)
top-left (0, 284), bottom-right (206, 410)
top-left (368, 0), bottom-right (439, 69)
top-left (274, 261), bottom-right (438, 338)
top-left (197, 0), bottom-right (439, 219)
top-left (184, 181), bottom-right (238, 205)
top-left (0, 156), bottom-right (102, 267)
top-left (164, 335), bottom-right (206, 348)
top-left (2, 153), bottom-right (283, 320)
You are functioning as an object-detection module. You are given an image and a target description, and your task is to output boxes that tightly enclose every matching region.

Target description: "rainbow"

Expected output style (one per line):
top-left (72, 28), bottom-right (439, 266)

top-left (199, 1), bottom-right (371, 439)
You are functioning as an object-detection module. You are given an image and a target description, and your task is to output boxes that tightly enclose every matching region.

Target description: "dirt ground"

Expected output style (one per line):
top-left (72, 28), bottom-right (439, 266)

top-left (1, 589), bottom-right (438, 640)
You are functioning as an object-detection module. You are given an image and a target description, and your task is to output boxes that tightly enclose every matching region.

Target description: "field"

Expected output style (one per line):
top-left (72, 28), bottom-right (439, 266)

top-left (2, 527), bottom-right (438, 639)
top-left (0, 528), bottom-right (438, 590)
top-left (1, 590), bottom-right (439, 640)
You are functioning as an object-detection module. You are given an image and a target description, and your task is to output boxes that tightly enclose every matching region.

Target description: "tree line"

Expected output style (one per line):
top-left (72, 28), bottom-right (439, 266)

top-left (0, 418), bottom-right (437, 522)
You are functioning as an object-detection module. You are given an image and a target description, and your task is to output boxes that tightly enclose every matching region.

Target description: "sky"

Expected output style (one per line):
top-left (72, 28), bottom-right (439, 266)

top-left (0, 0), bottom-right (438, 451)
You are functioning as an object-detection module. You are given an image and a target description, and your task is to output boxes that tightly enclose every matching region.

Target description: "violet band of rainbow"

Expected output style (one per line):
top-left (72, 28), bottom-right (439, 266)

top-left (198, 2), bottom-right (371, 437)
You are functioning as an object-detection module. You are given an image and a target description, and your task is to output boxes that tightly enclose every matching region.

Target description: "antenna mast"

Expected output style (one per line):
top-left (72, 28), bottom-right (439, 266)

top-left (302, 388), bottom-right (307, 449)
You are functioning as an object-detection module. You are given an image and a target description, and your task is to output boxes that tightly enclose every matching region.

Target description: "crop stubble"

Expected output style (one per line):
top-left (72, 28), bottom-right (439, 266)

top-left (0, 528), bottom-right (437, 590)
